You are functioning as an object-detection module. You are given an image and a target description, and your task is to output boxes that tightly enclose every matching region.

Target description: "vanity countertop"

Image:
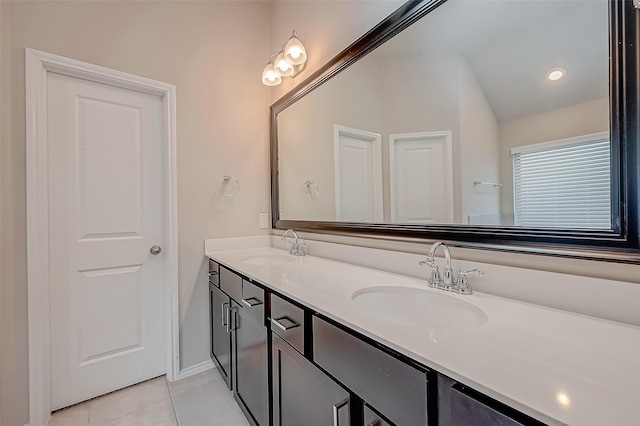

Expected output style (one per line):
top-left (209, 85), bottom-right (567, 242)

top-left (205, 246), bottom-right (640, 426)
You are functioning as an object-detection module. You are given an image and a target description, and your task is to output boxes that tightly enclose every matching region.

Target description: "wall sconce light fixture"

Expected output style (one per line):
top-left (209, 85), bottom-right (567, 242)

top-left (262, 31), bottom-right (307, 86)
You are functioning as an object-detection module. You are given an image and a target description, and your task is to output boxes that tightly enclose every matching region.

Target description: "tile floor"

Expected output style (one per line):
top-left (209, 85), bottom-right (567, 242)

top-left (47, 368), bottom-right (250, 426)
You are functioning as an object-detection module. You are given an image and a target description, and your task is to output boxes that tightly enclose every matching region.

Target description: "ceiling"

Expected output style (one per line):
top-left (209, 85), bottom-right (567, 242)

top-left (375, 0), bottom-right (609, 123)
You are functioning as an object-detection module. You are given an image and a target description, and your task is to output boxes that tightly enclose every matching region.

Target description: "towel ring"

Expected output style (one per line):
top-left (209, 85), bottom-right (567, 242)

top-left (304, 180), bottom-right (319, 198)
top-left (221, 175), bottom-right (240, 197)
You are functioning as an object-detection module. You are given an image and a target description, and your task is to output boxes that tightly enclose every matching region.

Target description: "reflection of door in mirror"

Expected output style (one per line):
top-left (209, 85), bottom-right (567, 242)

top-left (334, 125), bottom-right (383, 222)
top-left (389, 131), bottom-right (454, 224)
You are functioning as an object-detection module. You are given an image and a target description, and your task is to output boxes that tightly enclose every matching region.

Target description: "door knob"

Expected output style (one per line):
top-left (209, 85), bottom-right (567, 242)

top-left (150, 245), bottom-right (162, 255)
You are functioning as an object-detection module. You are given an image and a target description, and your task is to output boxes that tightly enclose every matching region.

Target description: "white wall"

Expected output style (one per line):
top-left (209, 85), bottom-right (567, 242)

top-left (457, 56), bottom-right (500, 224)
top-left (0, 2), bottom-right (271, 425)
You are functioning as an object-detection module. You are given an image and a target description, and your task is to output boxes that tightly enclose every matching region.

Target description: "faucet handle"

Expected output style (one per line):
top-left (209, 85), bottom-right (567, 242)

top-left (419, 257), bottom-right (441, 288)
top-left (459, 268), bottom-right (485, 278)
top-left (454, 268), bottom-right (484, 294)
top-left (419, 257), bottom-right (438, 269)
top-left (289, 241), bottom-right (306, 256)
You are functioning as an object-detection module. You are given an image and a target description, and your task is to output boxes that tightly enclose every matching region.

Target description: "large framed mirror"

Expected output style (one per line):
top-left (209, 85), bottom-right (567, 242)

top-left (270, 0), bottom-right (640, 262)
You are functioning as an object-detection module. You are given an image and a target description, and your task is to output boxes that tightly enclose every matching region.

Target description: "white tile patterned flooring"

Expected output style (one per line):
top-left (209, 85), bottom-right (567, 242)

top-left (47, 368), bottom-right (250, 426)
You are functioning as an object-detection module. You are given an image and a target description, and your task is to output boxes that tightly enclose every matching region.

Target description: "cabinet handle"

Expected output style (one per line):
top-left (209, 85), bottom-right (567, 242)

top-left (221, 302), bottom-right (228, 327)
top-left (241, 297), bottom-right (263, 307)
top-left (332, 398), bottom-right (349, 426)
top-left (208, 271), bottom-right (219, 277)
top-left (271, 316), bottom-right (299, 331)
top-left (230, 306), bottom-right (238, 331)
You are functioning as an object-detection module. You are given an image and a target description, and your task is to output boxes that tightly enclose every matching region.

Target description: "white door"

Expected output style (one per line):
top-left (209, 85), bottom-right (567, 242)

top-left (47, 72), bottom-right (166, 410)
top-left (334, 125), bottom-right (383, 222)
top-left (390, 131), bottom-right (454, 223)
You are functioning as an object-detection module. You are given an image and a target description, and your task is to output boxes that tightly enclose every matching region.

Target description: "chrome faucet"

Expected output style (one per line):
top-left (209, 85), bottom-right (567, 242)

top-left (419, 242), bottom-right (484, 295)
top-left (282, 229), bottom-right (306, 256)
top-left (429, 242), bottom-right (454, 287)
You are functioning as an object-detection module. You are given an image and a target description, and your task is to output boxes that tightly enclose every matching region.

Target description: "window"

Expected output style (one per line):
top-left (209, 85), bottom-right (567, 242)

top-left (512, 132), bottom-right (611, 229)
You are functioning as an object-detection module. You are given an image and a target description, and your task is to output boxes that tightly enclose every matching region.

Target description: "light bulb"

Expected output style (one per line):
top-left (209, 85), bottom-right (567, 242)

top-left (284, 33), bottom-right (307, 66)
top-left (289, 47), bottom-right (301, 60)
top-left (547, 68), bottom-right (566, 81)
top-left (274, 51), bottom-right (294, 77)
top-left (262, 62), bottom-right (281, 86)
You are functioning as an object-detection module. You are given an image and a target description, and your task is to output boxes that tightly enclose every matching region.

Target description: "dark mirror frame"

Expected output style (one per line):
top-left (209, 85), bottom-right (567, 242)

top-left (270, 0), bottom-right (640, 263)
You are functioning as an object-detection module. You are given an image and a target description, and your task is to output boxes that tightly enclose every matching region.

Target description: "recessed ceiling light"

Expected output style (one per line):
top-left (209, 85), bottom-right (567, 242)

top-left (547, 68), bottom-right (566, 81)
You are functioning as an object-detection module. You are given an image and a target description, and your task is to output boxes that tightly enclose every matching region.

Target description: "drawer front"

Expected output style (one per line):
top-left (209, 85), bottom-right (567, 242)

top-left (438, 375), bottom-right (545, 426)
top-left (220, 266), bottom-right (242, 302)
top-left (270, 293), bottom-right (305, 355)
top-left (313, 316), bottom-right (429, 426)
top-left (241, 279), bottom-right (265, 324)
top-left (449, 383), bottom-right (535, 426)
top-left (208, 259), bottom-right (220, 287)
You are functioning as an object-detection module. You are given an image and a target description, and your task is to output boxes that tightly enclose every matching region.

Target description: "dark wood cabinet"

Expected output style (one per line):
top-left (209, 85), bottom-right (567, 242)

top-left (209, 282), bottom-right (232, 389)
top-left (209, 262), bottom-right (269, 425)
top-left (234, 280), bottom-right (269, 426)
top-left (313, 316), bottom-right (431, 426)
top-left (272, 334), bottom-right (350, 426)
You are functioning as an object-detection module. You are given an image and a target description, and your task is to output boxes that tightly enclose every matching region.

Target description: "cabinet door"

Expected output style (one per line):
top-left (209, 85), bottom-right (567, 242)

top-left (210, 284), bottom-right (232, 389)
top-left (234, 284), bottom-right (268, 426)
top-left (364, 405), bottom-right (392, 426)
top-left (272, 334), bottom-right (349, 426)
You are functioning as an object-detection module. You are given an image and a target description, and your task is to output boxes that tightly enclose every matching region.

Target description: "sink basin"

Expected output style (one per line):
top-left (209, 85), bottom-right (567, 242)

top-left (351, 286), bottom-right (487, 333)
top-left (240, 255), bottom-right (297, 266)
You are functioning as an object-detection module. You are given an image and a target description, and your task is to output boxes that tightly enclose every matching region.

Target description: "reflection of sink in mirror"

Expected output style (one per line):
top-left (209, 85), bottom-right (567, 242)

top-left (241, 255), bottom-right (296, 266)
top-left (351, 286), bottom-right (487, 332)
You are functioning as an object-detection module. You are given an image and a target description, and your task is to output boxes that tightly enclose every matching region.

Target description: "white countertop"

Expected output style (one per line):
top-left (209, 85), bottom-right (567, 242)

top-left (206, 246), bottom-right (640, 426)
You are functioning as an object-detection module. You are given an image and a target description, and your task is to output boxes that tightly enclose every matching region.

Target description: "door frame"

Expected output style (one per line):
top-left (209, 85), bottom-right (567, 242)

top-left (25, 48), bottom-right (179, 426)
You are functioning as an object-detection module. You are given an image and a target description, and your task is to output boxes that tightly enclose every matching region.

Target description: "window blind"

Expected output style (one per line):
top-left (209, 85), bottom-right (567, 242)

top-left (512, 137), bottom-right (611, 229)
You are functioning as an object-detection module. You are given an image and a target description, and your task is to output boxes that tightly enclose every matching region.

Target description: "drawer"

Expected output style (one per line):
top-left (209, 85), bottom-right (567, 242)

top-left (208, 259), bottom-right (220, 287)
top-left (270, 293), bottom-right (305, 355)
top-left (449, 383), bottom-right (543, 426)
top-left (240, 279), bottom-right (265, 324)
top-left (438, 375), bottom-right (545, 426)
top-left (220, 266), bottom-right (242, 302)
top-left (313, 316), bottom-right (429, 426)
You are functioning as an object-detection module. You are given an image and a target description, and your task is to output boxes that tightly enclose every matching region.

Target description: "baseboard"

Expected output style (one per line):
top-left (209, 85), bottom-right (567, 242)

top-left (175, 359), bottom-right (214, 381)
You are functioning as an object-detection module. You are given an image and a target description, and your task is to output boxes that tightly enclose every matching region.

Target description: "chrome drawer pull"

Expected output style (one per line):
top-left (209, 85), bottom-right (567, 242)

top-left (241, 297), bottom-right (263, 307)
top-left (332, 398), bottom-right (349, 426)
top-left (271, 316), bottom-right (299, 331)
